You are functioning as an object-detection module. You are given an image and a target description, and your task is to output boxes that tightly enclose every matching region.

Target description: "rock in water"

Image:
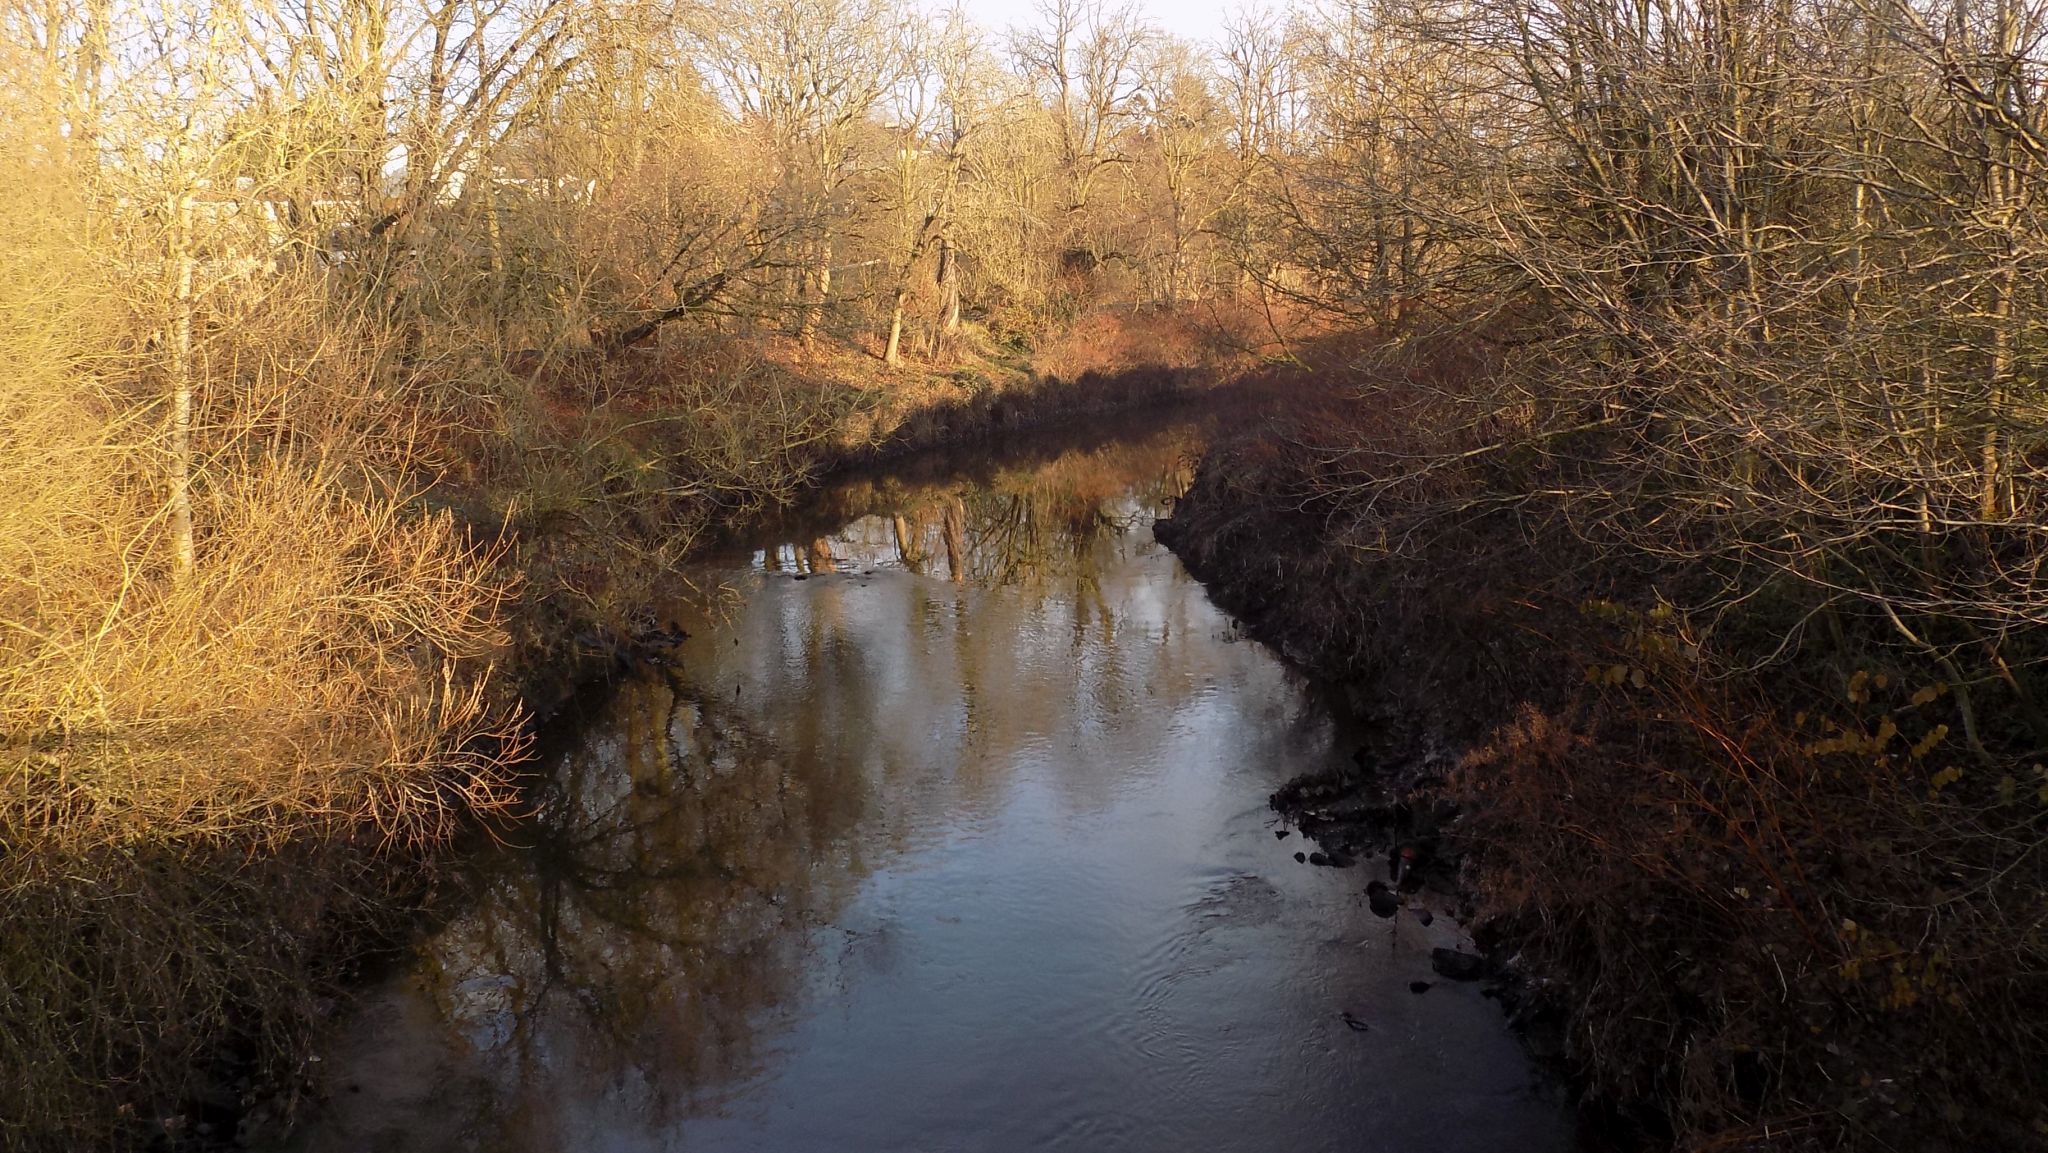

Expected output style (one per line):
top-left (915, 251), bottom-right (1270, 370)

top-left (1309, 851), bottom-right (1331, 867)
top-left (1367, 887), bottom-right (1400, 918)
top-left (1341, 1011), bottom-right (1370, 1032)
top-left (1414, 908), bottom-right (1434, 927)
top-left (1430, 948), bottom-right (1486, 981)
top-left (1409, 981), bottom-right (1432, 994)
top-left (1294, 851), bottom-right (1307, 863)
top-left (1275, 829), bottom-right (1290, 839)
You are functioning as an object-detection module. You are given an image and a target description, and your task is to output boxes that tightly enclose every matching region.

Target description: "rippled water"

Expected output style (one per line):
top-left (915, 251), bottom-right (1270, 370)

top-left (284, 423), bottom-right (1570, 1153)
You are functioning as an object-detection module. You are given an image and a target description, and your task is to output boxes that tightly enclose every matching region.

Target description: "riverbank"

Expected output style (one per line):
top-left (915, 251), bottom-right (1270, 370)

top-left (1153, 351), bottom-right (2048, 1152)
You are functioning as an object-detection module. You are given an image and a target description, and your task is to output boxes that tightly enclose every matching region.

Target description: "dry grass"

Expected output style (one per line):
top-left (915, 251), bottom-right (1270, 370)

top-left (1029, 299), bottom-right (1297, 383)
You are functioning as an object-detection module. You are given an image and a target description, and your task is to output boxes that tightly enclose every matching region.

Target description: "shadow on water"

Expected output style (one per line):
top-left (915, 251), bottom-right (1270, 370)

top-left (282, 419), bottom-right (1572, 1153)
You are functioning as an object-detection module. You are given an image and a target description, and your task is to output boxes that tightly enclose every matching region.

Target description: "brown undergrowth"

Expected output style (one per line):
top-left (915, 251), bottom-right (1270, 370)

top-left (1460, 647), bottom-right (2048, 1151)
top-left (1159, 326), bottom-right (2048, 1152)
top-left (1156, 323), bottom-right (1593, 732)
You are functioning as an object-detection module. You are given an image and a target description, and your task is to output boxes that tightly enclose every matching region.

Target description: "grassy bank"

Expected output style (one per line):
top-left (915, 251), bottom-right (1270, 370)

top-left (1157, 335), bottom-right (2048, 1153)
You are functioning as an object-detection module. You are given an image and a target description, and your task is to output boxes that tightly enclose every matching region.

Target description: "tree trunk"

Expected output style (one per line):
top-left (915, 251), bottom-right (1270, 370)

top-left (168, 186), bottom-right (196, 581)
top-left (800, 234), bottom-right (834, 345)
top-left (796, 241), bottom-right (823, 345)
top-left (885, 285), bottom-right (908, 366)
top-left (936, 235), bottom-right (960, 334)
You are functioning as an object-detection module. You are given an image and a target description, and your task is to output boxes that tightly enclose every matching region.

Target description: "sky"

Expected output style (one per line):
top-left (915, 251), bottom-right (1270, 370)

top-left (953, 0), bottom-right (1245, 47)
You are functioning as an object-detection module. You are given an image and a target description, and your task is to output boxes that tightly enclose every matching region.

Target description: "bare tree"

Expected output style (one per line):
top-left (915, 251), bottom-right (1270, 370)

top-left (689, 0), bottom-right (913, 341)
top-left (1011, 0), bottom-right (1153, 242)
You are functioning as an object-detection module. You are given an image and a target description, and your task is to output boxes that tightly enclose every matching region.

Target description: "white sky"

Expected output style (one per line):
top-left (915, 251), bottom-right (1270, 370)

top-left (951, 0), bottom-right (1244, 48)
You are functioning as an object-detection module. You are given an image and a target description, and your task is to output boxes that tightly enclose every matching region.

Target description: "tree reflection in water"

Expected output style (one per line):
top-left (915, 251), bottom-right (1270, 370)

top-left (291, 425), bottom-right (1216, 1151)
top-left (751, 425), bottom-right (1201, 591)
top-left (292, 672), bottom-right (870, 1151)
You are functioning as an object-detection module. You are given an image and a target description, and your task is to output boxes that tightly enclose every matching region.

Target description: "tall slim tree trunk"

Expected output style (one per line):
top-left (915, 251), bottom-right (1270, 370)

top-left (1979, 0), bottom-right (2020, 522)
top-left (168, 186), bottom-right (196, 580)
top-left (936, 235), bottom-right (960, 332)
top-left (790, 265), bottom-right (810, 338)
top-left (815, 234), bottom-right (834, 337)
top-left (1984, 262), bottom-right (2012, 521)
top-left (930, 234), bottom-right (961, 358)
top-left (885, 285), bottom-right (908, 366)
top-left (800, 234), bottom-right (833, 345)
top-left (70, 0), bottom-right (110, 172)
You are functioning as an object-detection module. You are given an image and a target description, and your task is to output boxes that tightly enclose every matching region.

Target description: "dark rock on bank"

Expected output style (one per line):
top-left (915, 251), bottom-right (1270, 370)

top-left (1430, 948), bottom-right (1487, 981)
top-left (1366, 882), bottom-right (1400, 918)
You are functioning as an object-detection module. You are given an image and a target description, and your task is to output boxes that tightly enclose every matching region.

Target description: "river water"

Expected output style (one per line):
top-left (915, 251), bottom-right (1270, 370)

top-left (284, 421), bottom-right (1570, 1153)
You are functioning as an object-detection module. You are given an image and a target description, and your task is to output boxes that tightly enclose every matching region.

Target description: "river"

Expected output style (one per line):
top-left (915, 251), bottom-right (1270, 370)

top-left (281, 419), bottom-right (1571, 1153)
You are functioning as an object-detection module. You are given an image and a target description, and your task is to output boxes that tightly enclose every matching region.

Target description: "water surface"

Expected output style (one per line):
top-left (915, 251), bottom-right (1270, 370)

top-left (288, 423), bottom-right (1569, 1153)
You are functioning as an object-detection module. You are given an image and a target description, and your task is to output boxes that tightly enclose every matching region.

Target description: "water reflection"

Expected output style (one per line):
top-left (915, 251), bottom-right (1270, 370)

top-left (746, 425), bottom-right (1199, 587)
top-left (289, 672), bottom-right (866, 1152)
top-left (286, 423), bottom-right (1569, 1153)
